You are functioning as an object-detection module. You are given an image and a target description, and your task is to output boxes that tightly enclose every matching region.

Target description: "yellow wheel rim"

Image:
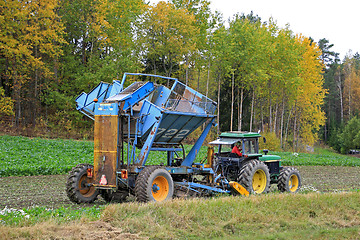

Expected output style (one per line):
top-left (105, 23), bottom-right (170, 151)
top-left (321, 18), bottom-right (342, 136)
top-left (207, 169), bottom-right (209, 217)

top-left (252, 169), bottom-right (267, 193)
top-left (288, 174), bottom-right (299, 192)
top-left (152, 176), bottom-right (169, 201)
top-left (78, 174), bottom-right (96, 197)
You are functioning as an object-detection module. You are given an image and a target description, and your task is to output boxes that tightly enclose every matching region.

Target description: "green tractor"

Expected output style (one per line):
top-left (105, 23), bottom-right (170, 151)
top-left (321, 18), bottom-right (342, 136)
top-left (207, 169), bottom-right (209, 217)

top-left (209, 131), bottom-right (301, 194)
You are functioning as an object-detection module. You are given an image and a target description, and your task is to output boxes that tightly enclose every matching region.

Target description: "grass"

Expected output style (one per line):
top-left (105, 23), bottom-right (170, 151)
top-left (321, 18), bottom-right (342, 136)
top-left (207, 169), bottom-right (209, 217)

top-left (0, 205), bottom-right (103, 226)
top-left (1, 192), bottom-right (360, 239)
top-left (274, 147), bottom-right (360, 167)
top-left (1, 135), bottom-right (359, 177)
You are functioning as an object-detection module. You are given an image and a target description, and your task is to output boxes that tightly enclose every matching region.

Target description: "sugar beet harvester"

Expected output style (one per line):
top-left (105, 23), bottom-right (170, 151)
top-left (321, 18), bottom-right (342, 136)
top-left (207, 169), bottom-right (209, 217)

top-left (66, 73), bottom-right (301, 204)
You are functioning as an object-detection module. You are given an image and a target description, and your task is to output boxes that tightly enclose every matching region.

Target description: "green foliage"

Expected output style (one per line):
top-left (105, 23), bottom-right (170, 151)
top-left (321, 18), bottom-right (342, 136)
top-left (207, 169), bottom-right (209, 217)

top-left (0, 135), bottom-right (93, 177)
top-left (259, 131), bottom-right (281, 151)
top-left (1, 135), bottom-right (359, 178)
top-left (0, 135), bottom-right (209, 177)
top-left (140, 1), bottom-right (198, 77)
top-left (327, 126), bottom-right (343, 152)
top-left (340, 117), bottom-right (360, 154)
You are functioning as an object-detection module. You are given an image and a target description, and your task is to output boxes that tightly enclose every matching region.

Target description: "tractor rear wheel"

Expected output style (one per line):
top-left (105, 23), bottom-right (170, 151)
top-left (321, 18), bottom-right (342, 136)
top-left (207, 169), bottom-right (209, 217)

top-left (135, 166), bottom-right (174, 203)
top-left (238, 160), bottom-right (270, 194)
top-left (66, 164), bottom-right (99, 203)
top-left (277, 167), bottom-right (301, 193)
top-left (100, 189), bottom-right (128, 203)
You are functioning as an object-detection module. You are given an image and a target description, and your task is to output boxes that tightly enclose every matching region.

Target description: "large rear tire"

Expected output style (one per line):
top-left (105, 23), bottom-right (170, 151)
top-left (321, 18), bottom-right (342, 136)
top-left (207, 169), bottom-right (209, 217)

top-left (277, 167), bottom-right (301, 193)
top-left (238, 160), bottom-right (270, 194)
top-left (66, 164), bottom-right (99, 203)
top-left (135, 166), bottom-right (174, 203)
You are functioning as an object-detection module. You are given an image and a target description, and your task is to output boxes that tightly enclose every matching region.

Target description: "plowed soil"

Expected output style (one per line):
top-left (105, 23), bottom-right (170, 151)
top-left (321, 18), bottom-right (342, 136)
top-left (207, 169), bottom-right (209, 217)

top-left (1, 166), bottom-right (359, 209)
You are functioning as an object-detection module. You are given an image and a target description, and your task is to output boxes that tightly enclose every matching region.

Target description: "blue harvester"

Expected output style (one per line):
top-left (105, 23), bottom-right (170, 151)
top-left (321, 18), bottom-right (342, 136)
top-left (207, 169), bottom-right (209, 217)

top-left (66, 73), bottom-right (301, 204)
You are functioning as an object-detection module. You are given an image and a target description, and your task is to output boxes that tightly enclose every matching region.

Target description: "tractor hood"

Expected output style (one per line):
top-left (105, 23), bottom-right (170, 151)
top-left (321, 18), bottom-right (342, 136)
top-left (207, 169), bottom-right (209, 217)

top-left (259, 155), bottom-right (281, 161)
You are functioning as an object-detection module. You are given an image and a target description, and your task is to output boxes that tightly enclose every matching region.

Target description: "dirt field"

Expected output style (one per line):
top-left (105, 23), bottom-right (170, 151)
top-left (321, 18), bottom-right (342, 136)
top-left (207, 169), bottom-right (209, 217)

top-left (1, 166), bottom-right (359, 209)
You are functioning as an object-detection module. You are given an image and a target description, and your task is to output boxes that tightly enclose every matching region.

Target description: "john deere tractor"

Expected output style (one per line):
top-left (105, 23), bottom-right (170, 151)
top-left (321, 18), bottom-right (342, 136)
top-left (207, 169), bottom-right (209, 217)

top-left (209, 131), bottom-right (301, 194)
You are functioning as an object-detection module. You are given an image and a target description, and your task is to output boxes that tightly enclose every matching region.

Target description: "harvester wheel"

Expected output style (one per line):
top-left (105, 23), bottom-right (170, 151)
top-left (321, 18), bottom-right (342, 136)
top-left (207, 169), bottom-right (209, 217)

top-left (100, 189), bottom-right (128, 203)
top-left (66, 164), bottom-right (99, 204)
top-left (238, 160), bottom-right (270, 194)
top-left (277, 167), bottom-right (301, 193)
top-left (135, 166), bottom-right (174, 203)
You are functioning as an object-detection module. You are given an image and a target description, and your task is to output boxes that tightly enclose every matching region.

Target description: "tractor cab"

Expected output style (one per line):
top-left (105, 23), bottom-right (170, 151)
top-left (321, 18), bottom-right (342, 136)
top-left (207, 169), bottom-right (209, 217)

top-left (209, 132), bottom-right (263, 161)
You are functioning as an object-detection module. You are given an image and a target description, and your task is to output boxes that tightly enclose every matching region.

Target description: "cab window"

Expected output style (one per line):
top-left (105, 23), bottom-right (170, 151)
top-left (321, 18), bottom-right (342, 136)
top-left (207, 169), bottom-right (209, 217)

top-left (243, 138), bottom-right (258, 154)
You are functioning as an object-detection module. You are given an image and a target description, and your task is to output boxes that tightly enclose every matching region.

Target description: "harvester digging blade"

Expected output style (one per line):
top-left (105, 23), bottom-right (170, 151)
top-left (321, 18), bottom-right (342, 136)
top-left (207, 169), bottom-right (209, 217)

top-left (229, 181), bottom-right (249, 196)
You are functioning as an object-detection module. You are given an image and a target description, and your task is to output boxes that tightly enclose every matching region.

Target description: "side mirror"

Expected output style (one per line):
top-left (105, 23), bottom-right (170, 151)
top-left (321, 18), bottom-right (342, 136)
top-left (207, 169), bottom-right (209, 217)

top-left (263, 137), bottom-right (266, 143)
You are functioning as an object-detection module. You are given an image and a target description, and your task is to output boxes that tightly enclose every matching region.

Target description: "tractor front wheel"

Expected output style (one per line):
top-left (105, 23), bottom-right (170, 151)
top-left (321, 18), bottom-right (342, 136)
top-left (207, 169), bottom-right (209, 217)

top-left (66, 164), bottom-right (99, 203)
top-left (277, 167), bottom-right (301, 193)
top-left (238, 160), bottom-right (270, 194)
top-left (135, 166), bottom-right (174, 203)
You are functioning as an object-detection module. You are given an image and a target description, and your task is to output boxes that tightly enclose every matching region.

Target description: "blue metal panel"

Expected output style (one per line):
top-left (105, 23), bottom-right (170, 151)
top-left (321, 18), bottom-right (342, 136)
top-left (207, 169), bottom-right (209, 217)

top-left (138, 100), bottom-right (162, 136)
top-left (134, 106), bottom-right (163, 166)
top-left (108, 80), bottom-right (123, 98)
top-left (175, 182), bottom-right (230, 194)
top-left (76, 93), bottom-right (87, 110)
top-left (76, 82), bottom-right (112, 116)
top-left (150, 110), bottom-right (215, 144)
top-left (181, 118), bottom-right (215, 167)
top-left (151, 147), bottom-right (182, 152)
top-left (121, 82), bottom-right (155, 111)
top-left (151, 85), bottom-right (171, 108)
top-left (94, 102), bottom-right (119, 116)
top-left (165, 167), bottom-right (188, 174)
top-left (155, 114), bottom-right (206, 143)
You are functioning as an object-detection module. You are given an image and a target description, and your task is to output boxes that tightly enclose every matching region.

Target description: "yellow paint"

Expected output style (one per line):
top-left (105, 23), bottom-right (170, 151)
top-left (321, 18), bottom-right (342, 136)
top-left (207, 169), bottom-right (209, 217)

top-left (93, 115), bottom-right (118, 187)
top-left (93, 184), bottom-right (117, 188)
top-left (94, 150), bottom-right (117, 153)
top-left (289, 174), bottom-right (299, 192)
top-left (206, 146), bottom-right (214, 168)
top-left (229, 181), bottom-right (249, 196)
top-left (252, 169), bottom-right (267, 193)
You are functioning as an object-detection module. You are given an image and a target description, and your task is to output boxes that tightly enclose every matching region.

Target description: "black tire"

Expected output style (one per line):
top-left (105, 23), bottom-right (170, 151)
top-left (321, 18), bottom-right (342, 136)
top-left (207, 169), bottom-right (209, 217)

top-left (100, 189), bottom-right (128, 203)
top-left (277, 167), bottom-right (301, 193)
top-left (66, 164), bottom-right (99, 203)
top-left (135, 166), bottom-right (174, 203)
top-left (238, 160), bottom-right (270, 194)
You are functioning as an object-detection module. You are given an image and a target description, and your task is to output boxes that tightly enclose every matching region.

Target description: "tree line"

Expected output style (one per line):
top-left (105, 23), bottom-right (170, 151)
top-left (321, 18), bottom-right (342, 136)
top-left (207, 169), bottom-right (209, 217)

top-left (320, 39), bottom-right (360, 153)
top-left (1, 0), bottom-right (353, 152)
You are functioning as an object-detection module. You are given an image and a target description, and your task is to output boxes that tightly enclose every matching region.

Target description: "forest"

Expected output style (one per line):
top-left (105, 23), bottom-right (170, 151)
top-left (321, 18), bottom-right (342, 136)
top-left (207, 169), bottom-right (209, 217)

top-left (0, 0), bottom-right (359, 153)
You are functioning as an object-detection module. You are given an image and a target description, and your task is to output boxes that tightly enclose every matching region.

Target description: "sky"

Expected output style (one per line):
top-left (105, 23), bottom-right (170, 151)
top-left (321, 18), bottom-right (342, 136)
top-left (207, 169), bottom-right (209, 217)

top-left (148, 0), bottom-right (359, 60)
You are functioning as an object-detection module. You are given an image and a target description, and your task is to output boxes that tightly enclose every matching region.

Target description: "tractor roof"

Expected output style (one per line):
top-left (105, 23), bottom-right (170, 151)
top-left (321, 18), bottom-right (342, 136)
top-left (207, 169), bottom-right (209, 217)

top-left (209, 132), bottom-right (261, 145)
top-left (219, 131), bottom-right (261, 138)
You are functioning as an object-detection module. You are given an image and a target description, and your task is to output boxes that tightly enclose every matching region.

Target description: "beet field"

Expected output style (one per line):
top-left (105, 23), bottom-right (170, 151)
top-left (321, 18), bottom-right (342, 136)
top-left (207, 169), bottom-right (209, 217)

top-left (1, 135), bottom-right (360, 239)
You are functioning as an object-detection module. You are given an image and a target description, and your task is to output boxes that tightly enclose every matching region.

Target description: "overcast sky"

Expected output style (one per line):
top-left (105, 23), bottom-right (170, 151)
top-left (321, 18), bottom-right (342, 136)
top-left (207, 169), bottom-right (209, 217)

top-left (148, 0), bottom-right (359, 60)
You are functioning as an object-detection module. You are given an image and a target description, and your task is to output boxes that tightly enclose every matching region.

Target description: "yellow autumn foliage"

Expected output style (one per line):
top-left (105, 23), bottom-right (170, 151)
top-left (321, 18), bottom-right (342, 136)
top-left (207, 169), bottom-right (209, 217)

top-left (0, 87), bottom-right (14, 116)
top-left (295, 35), bottom-right (326, 146)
